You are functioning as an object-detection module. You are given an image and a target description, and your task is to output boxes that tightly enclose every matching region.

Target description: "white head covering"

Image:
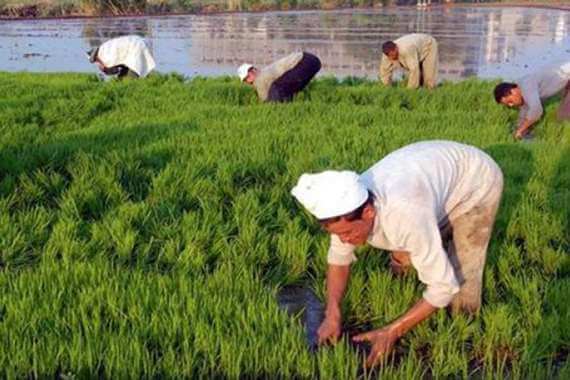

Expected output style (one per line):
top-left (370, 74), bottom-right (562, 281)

top-left (238, 63), bottom-right (254, 81)
top-left (291, 171), bottom-right (369, 220)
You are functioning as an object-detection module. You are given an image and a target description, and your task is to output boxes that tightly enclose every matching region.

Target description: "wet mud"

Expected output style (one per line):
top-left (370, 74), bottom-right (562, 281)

top-left (0, 7), bottom-right (569, 80)
top-left (277, 286), bottom-right (324, 351)
top-left (277, 285), bottom-right (372, 354)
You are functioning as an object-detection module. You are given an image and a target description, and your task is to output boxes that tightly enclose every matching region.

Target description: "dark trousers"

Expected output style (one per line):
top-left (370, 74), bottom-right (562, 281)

top-left (267, 52), bottom-right (321, 103)
top-left (103, 65), bottom-right (139, 79)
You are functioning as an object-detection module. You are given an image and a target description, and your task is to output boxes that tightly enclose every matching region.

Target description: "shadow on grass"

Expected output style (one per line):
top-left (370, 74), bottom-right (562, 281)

top-left (0, 122), bottom-right (196, 183)
top-left (0, 123), bottom-right (179, 220)
top-left (0, 123), bottom-right (199, 273)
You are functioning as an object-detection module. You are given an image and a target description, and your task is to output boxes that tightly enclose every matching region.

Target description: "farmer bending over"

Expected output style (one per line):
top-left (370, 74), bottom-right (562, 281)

top-left (87, 35), bottom-right (156, 79)
top-left (494, 62), bottom-right (570, 140)
top-left (380, 33), bottom-right (438, 89)
top-left (291, 140), bottom-right (503, 367)
top-left (238, 51), bottom-right (321, 102)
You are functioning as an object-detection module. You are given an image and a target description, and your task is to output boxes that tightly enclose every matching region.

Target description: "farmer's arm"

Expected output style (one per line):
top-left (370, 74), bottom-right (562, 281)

top-left (318, 234), bottom-right (356, 344)
top-left (385, 299), bottom-right (437, 339)
top-left (354, 298), bottom-right (436, 367)
top-left (390, 250), bottom-right (411, 275)
top-left (379, 55), bottom-right (394, 86)
top-left (318, 264), bottom-right (351, 344)
top-left (354, 206), bottom-right (459, 366)
top-left (325, 264), bottom-right (351, 312)
top-left (514, 117), bottom-right (536, 139)
top-left (515, 83), bottom-right (542, 139)
top-left (95, 58), bottom-right (106, 72)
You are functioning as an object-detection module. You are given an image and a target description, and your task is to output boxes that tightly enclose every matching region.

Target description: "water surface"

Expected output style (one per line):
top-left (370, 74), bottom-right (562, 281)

top-left (277, 285), bottom-right (372, 355)
top-left (1, 6), bottom-right (569, 81)
top-left (277, 286), bottom-right (324, 351)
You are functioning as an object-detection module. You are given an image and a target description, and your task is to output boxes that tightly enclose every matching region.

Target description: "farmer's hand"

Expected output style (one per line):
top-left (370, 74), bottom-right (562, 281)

top-left (353, 327), bottom-right (399, 368)
top-left (317, 312), bottom-right (342, 345)
top-left (390, 251), bottom-right (411, 276)
top-left (513, 128), bottom-right (526, 140)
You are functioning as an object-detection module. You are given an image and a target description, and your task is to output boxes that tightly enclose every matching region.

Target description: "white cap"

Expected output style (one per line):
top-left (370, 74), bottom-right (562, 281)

top-left (238, 63), bottom-right (254, 81)
top-left (291, 171), bottom-right (368, 220)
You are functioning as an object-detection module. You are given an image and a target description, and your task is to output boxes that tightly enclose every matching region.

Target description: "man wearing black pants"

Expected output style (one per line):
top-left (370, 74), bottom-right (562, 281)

top-left (86, 35), bottom-right (156, 80)
top-left (238, 52), bottom-right (321, 103)
top-left (98, 62), bottom-right (139, 79)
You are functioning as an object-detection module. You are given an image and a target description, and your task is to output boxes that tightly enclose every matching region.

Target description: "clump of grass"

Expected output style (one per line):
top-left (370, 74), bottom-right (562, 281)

top-left (0, 72), bottom-right (568, 377)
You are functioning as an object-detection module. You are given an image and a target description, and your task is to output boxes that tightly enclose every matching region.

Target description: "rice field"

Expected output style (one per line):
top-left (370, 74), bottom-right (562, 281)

top-left (0, 72), bottom-right (568, 378)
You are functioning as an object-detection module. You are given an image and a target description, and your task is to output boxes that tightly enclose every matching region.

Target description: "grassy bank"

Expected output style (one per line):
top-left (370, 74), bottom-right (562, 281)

top-left (2, 0), bottom-right (570, 18)
top-left (3, 0), bottom-right (386, 18)
top-left (0, 72), bottom-right (569, 378)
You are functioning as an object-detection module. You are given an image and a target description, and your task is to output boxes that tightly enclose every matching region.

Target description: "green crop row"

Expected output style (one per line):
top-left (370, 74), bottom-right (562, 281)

top-left (0, 72), bottom-right (568, 378)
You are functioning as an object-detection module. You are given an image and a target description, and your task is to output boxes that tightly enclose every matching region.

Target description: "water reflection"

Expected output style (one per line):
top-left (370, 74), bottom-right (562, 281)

top-left (277, 286), bottom-right (324, 351)
top-left (0, 7), bottom-right (569, 80)
top-left (82, 17), bottom-right (152, 48)
top-left (276, 285), bottom-right (372, 355)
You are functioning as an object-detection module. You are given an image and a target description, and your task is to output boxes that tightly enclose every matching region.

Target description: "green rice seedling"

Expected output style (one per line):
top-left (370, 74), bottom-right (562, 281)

top-left (0, 72), bottom-right (568, 378)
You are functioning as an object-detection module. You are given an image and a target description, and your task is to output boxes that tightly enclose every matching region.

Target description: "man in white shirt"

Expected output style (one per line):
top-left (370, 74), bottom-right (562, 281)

top-left (379, 33), bottom-right (438, 89)
top-left (494, 62), bottom-right (570, 140)
top-left (87, 35), bottom-right (156, 79)
top-left (291, 140), bottom-right (503, 367)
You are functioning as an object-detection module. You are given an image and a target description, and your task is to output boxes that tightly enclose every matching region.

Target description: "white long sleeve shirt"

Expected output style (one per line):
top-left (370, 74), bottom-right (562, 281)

top-left (327, 141), bottom-right (502, 308)
top-left (517, 62), bottom-right (570, 124)
top-left (97, 35), bottom-right (156, 78)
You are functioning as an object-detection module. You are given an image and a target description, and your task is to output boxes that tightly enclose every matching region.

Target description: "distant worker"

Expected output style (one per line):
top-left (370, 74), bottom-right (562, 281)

top-left (291, 140), bottom-right (503, 367)
top-left (416, 0), bottom-right (431, 7)
top-left (494, 62), bottom-right (570, 140)
top-left (380, 33), bottom-right (438, 89)
top-left (238, 51), bottom-right (321, 102)
top-left (87, 35), bottom-right (156, 79)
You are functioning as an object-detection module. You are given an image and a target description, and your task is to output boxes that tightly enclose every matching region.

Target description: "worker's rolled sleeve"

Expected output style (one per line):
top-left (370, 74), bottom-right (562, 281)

top-left (327, 234), bottom-right (357, 265)
top-left (423, 282), bottom-right (458, 308)
top-left (384, 203), bottom-right (460, 308)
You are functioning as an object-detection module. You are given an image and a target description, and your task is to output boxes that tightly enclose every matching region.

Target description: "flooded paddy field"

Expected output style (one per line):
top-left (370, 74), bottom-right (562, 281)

top-left (1, 6), bottom-right (569, 80)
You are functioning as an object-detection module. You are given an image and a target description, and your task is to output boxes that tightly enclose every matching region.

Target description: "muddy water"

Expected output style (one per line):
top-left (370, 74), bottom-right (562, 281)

top-left (277, 286), bottom-right (372, 354)
top-left (1, 7), bottom-right (569, 81)
top-left (277, 286), bottom-right (324, 351)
